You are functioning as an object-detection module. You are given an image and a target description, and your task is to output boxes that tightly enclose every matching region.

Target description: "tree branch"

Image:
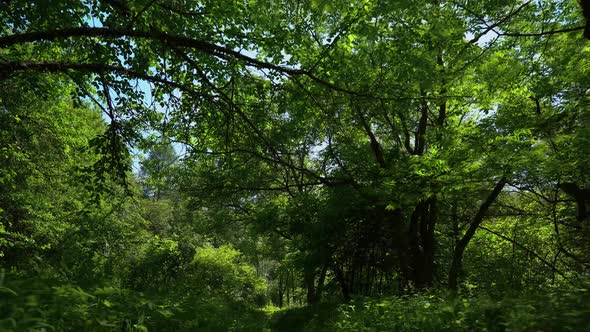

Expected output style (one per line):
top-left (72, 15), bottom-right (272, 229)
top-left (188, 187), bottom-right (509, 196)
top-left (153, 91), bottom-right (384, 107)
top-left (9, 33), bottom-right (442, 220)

top-left (0, 27), bottom-right (306, 74)
top-left (448, 177), bottom-right (507, 290)
top-left (0, 27), bottom-right (478, 101)
top-left (0, 61), bottom-right (186, 90)
top-left (500, 26), bottom-right (584, 37)
top-left (355, 104), bottom-right (385, 168)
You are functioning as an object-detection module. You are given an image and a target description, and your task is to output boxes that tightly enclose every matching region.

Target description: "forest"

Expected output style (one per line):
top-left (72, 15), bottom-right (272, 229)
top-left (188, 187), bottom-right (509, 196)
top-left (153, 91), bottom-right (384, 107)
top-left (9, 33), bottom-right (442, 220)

top-left (1, 0), bottom-right (590, 331)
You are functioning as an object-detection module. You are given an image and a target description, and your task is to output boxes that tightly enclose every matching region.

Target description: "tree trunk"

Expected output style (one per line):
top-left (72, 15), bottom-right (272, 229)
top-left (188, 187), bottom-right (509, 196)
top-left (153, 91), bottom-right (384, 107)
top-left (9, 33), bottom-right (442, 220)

top-left (334, 265), bottom-right (351, 301)
top-left (312, 261), bottom-right (329, 304)
top-left (384, 208), bottom-right (410, 290)
top-left (277, 273), bottom-right (284, 307)
top-left (384, 194), bottom-right (438, 291)
top-left (407, 196), bottom-right (437, 288)
top-left (448, 178), bottom-right (507, 290)
top-left (304, 271), bottom-right (315, 305)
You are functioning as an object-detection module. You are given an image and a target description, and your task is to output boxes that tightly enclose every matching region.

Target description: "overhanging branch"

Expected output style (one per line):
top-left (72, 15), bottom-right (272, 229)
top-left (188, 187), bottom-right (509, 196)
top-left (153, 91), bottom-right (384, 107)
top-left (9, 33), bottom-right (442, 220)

top-left (0, 61), bottom-right (186, 89)
top-left (0, 27), bottom-right (476, 101)
top-left (500, 26), bottom-right (584, 37)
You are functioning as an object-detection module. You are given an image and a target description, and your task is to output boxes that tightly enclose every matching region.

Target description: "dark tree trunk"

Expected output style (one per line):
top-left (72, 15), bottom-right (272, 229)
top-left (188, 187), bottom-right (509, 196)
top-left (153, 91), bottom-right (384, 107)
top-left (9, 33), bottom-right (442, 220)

top-left (334, 265), bottom-right (351, 301)
top-left (420, 197), bottom-right (437, 286)
top-left (286, 271), bottom-right (291, 306)
top-left (407, 196), bottom-right (437, 288)
top-left (304, 271), bottom-right (316, 305)
top-left (384, 208), bottom-right (411, 290)
top-left (559, 182), bottom-right (590, 221)
top-left (313, 262), bottom-right (329, 304)
top-left (277, 273), bottom-right (284, 307)
top-left (304, 258), bottom-right (329, 305)
top-left (384, 200), bottom-right (438, 290)
top-left (580, 0), bottom-right (590, 39)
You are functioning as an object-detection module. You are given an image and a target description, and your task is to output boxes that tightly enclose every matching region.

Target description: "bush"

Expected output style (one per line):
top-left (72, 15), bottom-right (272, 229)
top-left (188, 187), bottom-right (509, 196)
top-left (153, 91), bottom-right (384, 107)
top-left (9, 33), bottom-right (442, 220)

top-left (271, 285), bottom-right (590, 332)
top-left (0, 269), bottom-right (270, 331)
top-left (190, 245), bottom-right (267, 305)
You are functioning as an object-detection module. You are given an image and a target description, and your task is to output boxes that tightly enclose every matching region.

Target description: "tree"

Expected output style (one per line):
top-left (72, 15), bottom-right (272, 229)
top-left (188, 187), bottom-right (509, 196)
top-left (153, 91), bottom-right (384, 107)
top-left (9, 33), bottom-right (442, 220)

top-left (139, 138), bottom-right (178, 200)
top-left (0, 72), bottom-right (107, 267)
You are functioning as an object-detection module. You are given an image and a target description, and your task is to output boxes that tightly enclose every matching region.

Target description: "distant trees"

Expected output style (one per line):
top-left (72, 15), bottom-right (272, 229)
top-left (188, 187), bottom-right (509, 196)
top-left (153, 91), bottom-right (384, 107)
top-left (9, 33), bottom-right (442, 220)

top-left (139, 138), bottom-right (178, 200)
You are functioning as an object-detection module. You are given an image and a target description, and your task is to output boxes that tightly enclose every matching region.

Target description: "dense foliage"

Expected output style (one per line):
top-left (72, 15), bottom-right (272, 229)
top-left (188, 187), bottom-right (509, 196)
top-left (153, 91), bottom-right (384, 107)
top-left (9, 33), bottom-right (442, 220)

top-left (1, 0), bottom-right (589, 331)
